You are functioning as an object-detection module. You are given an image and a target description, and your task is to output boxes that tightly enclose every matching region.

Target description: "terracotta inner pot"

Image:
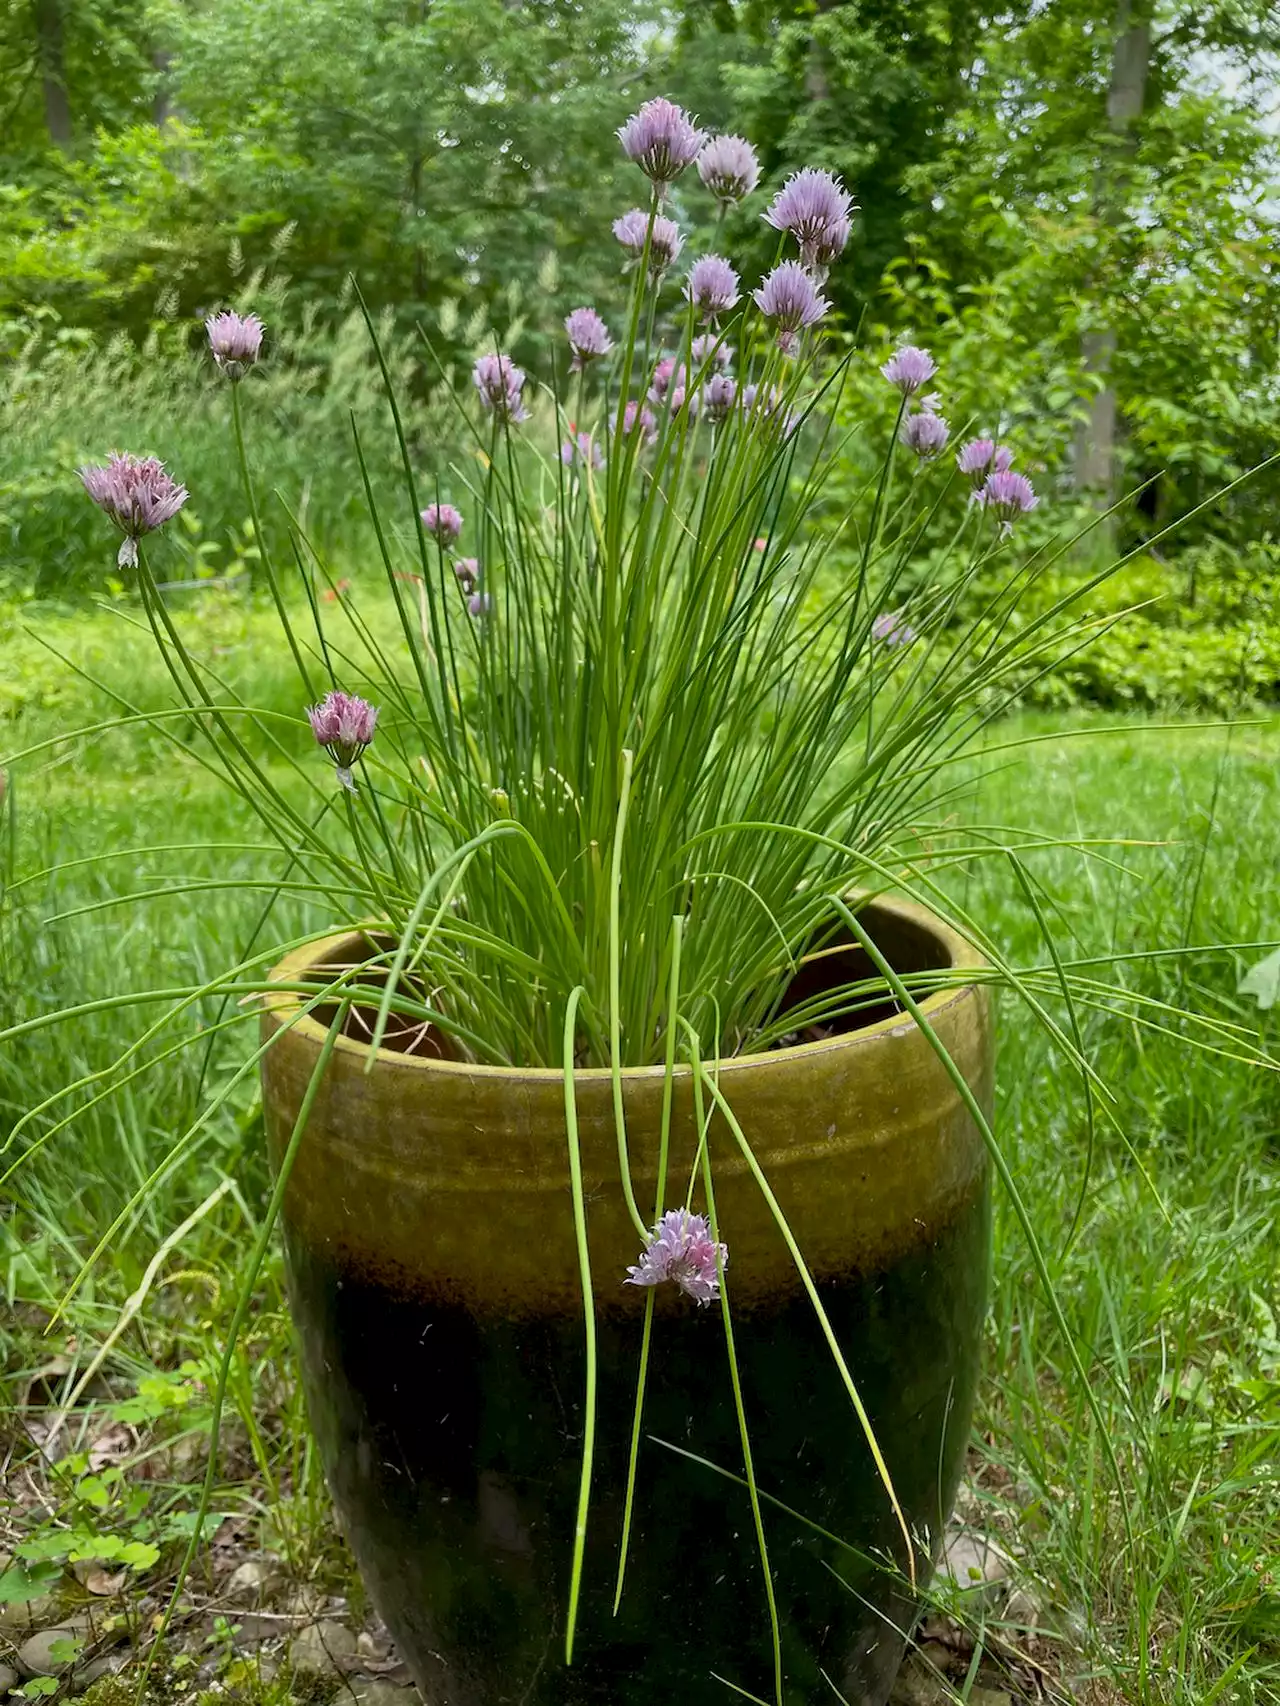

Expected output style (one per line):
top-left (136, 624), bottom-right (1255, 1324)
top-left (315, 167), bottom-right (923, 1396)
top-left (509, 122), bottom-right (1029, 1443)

top-left (262, 893), bottom-right (994, 1706)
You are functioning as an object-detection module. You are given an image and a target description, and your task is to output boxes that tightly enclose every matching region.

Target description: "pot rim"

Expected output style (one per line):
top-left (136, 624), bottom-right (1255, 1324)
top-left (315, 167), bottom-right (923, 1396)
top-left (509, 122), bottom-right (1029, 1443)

top-left (263, 890), bottom-right (986, 1084)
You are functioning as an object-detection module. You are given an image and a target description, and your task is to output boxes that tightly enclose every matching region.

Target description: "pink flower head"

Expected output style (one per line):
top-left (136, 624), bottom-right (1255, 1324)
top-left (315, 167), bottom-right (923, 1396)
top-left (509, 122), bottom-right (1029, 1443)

top-left (564, 307), bottom-right (613, 370)
top-left (880, 345), bottom-right (937, 396)
top-left (900, 410), bottom-right (950, 459)
top-left (613, 209), bottom-right (683, 274)
top-left (473, 352), bottom-right (529, 424)
top-left (979, 469), bottom-right (1038, 534)
top-left (617, 98), bottom-right (706, 188)
top-left (625, 1208), bottom-right (728, 1306)
top-left (702, 373), bottom-right (738, 424)
top-left (753, 261), bottom-right (829, 355)
top-left (453, 557), bottom-right (479, 594)
top-left (307, 689), bottom-right (378, 791)
top-left (647, 357), bottom-right (688, 406)
top-left (763, 169), bottom-right (855, 272)
top-left (685, 255), bottom-right (740, 320)
top-left (956, 437), bottom-right (1014, 488)
top-left (697, 134), bottom-right (760, 205)
top-left (468, 589), bottom-right (492, 618)
top-left (205, 310), bottom-right (264, 380)
top-left (691, 333), bottom-right (732, 371)
top-left (872, 610), bottom-right (917, 649)
top-left (421, 502), bottom-right (463, 545)
top-left (561, 430), bottom-right (604, 470)
top-left (78, 451), bottom-right (189, 568)
top-left (612, 399), bottom-right (657, 446)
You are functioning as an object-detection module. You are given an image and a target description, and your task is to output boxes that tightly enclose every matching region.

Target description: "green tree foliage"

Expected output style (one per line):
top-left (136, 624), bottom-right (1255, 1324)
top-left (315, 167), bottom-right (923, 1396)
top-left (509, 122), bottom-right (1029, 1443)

top-left (1, 0), bottom-right (155, 151)
top-left (2, 0), bottom-right (1279, 597)
top-left (0, 0), bottom-right (667, 346)
top-left (670, 0), bottom-right (1018, 320)
top-left (888, 0), bottom-right (1280, 529)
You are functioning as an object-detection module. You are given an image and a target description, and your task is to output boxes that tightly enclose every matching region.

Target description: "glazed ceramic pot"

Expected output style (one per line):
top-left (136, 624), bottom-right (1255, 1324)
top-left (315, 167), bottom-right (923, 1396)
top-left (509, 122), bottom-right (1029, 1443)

top-left (261, 895), bottom-right (993, 1706)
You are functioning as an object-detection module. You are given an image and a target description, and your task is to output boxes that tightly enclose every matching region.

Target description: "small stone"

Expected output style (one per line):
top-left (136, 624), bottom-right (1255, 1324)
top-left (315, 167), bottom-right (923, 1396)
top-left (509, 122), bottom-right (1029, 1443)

top-left (16, 1625), bottom-right (87, 1677)
top-left (230, 1611), bottom-right (300, 1645)
top-left (889, 1656), bottom-right (948, 1706)
top-left (225, 1560), bottom-right (279, 1604)
top-left (0, 1595), bottom-right (59, 1638)
top-left (914, 1640), bottom-right (964, 1677)
top-left (1002, 1586), bottom-right (1041, 1629)
top-left (68, 1654), bottom-right (126, 1695)
top-left (350, 1682), bottom-right (420, 1706)
top-left (286, 1585), bottom-right (327, 1618)
top-left (290, 1620), bottom-right (358, 1678)
top-left (0, 1663), bottom-right (18, 1694)
top-left (937, 1529), bottom-right (1012, 1601)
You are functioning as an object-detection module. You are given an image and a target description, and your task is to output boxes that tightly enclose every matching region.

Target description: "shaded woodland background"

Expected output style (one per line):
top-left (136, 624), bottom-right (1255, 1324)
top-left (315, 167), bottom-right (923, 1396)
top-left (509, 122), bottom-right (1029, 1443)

top-left (3, 0), bottom-right (1280, 707)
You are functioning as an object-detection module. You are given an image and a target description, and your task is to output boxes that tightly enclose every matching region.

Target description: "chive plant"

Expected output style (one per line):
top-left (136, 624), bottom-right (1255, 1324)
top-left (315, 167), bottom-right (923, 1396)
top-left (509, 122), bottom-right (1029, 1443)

top-left (75, 106), bottom-right (1076, 1080)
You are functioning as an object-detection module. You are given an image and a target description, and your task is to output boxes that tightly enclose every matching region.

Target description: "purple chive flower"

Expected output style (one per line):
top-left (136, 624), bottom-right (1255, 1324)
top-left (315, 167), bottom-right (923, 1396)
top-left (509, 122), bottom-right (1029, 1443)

top-left (685, 255), bottom-right (740, 320)
top-left (872, 610), bottom-right (918, 649)
top-left (564, 307), bottom-right (613, 370)
top-left (204, 310), bottom-right (264, 381)
top-left (808, 215), bottom-right (852, 274)
top-left (78, 452), bottom-right (189, 569)
top-left (979, 469), bottom-right (1038, 534)
top-left (617, 98), bottom-right (706, 189)
top-left (450, 560), bottom-right (490, 616)
top-left (421, 502), bottom-right (463, 545)
top-left (753, 261), bottom-right (830, 354)
top-left (763, 169), bottom-right (855, 272)
top-left (900, 410), bottom-right (950, 459)
top-left (880, 345), bottom-right (937, 396)
top-left (453, 557), bottom-right (479, 594)
top-left (691, 333), bottom-right (732, 371)
top-left (307, 689), bottom-right (378, 791)
top-left (647, 356), bottom-right (688, 406)
top-left (612, 399), bottom-right (658, 445)
top-left (561, 430), bottom-right (604, 470)
top-left (613, 209), bottom-right (684, 274)
top-left (696, 134), bottom-right (760, 205)
top-left (473, 352), bottom-right (529, 424)
top-left (918, 392), bottom-right (943, 416)
top-left (625, 1208), bottom-right (728, 1307)
top-left (702, 373), bottom-right (738, 424)
top-left (956, 437), bottom-right (1014, 488)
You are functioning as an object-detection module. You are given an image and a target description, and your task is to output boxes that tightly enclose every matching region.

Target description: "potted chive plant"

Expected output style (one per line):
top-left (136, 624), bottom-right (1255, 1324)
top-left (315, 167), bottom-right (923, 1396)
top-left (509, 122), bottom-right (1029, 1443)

top-left (70, 97), bottom-right (1145, 1706)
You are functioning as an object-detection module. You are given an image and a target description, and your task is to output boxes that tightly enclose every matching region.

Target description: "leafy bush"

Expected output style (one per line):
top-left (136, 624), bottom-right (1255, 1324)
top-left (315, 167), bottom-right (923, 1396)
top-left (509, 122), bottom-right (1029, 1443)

top-left (990, 544), bottom-right (1280, 713)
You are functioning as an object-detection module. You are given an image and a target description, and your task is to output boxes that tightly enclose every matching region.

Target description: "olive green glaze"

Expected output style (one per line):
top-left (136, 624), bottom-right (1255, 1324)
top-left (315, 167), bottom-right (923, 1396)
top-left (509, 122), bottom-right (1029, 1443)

top-left (262, 896), bottom-right (994, 1706)
top-left (262, 896), bottom-right (993, 1315)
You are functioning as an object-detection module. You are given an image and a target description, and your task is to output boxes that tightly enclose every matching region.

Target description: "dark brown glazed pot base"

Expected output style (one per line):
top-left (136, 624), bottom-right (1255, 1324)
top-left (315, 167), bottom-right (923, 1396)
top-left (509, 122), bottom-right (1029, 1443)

top-left (284, 1180), bottom-right (989, 1706)
top-left (263, 896), bottom-right (995, 1705)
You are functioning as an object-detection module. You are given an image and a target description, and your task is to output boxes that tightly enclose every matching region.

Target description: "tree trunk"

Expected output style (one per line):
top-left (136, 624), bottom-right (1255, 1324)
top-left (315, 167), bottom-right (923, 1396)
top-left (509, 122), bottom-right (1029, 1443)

top-left (32, 0), bottom-right (72, 149)
top-left (1073, 0), bottom-right (1150, 504)
top-left (153, 47), bottom-right (175, 129)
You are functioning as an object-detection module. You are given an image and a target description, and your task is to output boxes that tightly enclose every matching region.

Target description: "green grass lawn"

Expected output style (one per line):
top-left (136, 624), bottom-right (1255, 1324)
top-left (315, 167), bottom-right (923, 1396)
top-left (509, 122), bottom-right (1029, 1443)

top-left (3, 600), bottom-right (1280, 1704)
